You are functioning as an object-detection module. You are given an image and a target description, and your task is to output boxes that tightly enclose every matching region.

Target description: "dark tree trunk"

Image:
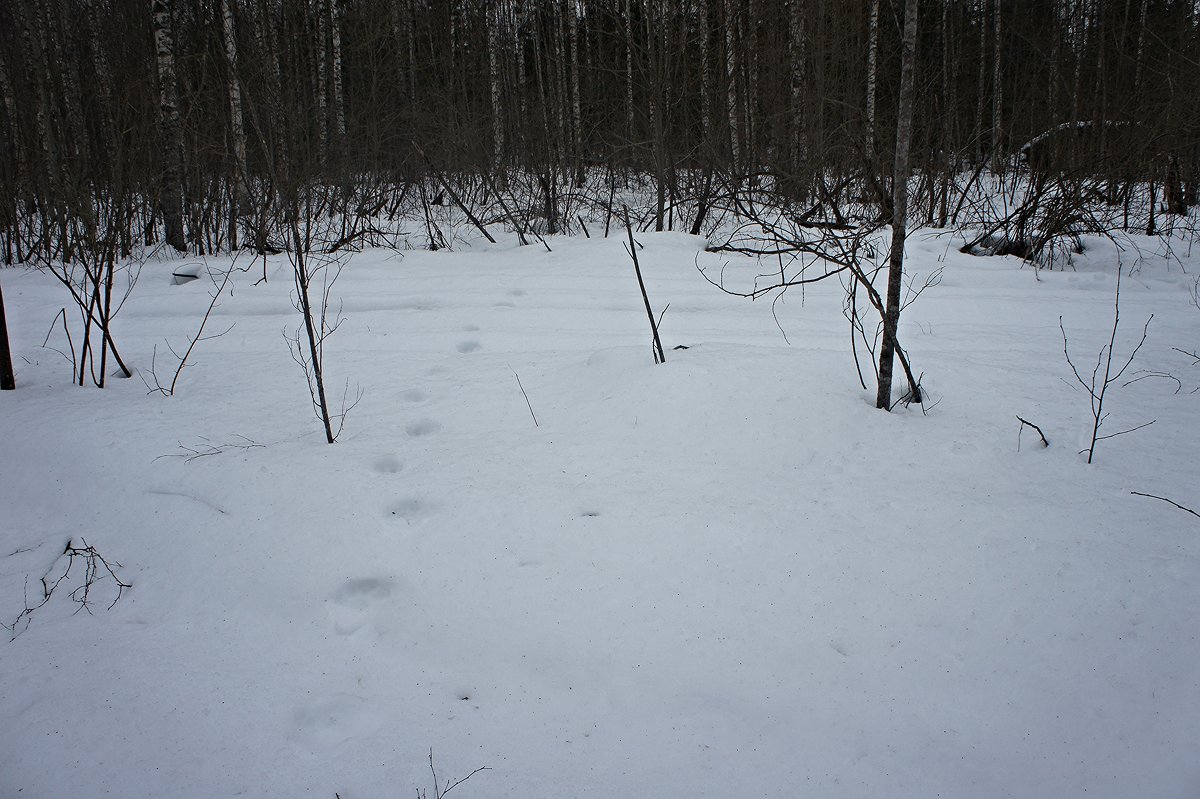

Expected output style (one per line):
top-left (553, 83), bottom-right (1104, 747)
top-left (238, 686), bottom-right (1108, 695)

top-left (0, 277), bottom-right (16, 390)
top-left (876, 0), bottom-right (919, 411)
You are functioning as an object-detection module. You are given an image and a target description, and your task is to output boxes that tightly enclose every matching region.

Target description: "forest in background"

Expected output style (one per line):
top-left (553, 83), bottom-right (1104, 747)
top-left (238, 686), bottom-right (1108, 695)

top-left (1, 0), bottom-right (1198, 262)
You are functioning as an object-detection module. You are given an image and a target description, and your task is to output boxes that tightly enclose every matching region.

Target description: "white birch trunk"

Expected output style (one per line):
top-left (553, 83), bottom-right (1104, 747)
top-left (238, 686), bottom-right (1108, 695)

top-left (568, 0), bottom-right (583, 184)
top-left (222, 0), bottom-right (248, 215)
top-left (0, 53), bottom-right (21, 192)
top-left (406, 0), bottom-right (417, 102)
top-left (13, 1), bottom-right (54, 200)
top-left (991, 0), bottom-right (1002, 170)
top-left (315, 0), bottom-right (328, 160)
top-left (553, 4), bottom-right (568, 166)
top-left (789, 0), bottom-right (805, 173)
top-left (938, 0), bottom-right (952, 224)
top-left (698, 0), bottom-right (712, 145)
top-left (151, 0), bottom-right (186, 251)
top-left (866, 0), bottom-right (879, 160)
top-left (746, 0), bottom-right (760, 166)
top-left (488, 0), bottom-right (504, 167)
top-left (390, 0), bottom-right (404, 97)
top-left (514, 3), bottom-right (527, 126)
top-left (329, 0), bottom-right (346, 141)
top-left (975, 0), bottom-right (987, 163)
top-left (624, 0), bottom-right (635, 143)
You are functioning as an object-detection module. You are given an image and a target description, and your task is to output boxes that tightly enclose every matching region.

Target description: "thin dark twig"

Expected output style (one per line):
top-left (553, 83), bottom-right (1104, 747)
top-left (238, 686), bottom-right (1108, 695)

top-left (1094, 418), bottom-right (1155, 441)
top-left (5, 538), bottom-right (131, 640)
top-left (1130, 491), bottom-right (1200, 521)
top-left (423, 750), bottom-right (490, 799)
top-left (623, 206), bottom-right (666, 364)
top-left (511, 369), bottom-right (538, 427)
top-left (1173, 347), bottom-right (1199, 365)
top-left (1016, 415), bottom-right (1050, 448)
top-left (40, 307), bottom-right (77, 379)
top-left (1122, 370), bottom-right (1182, 393)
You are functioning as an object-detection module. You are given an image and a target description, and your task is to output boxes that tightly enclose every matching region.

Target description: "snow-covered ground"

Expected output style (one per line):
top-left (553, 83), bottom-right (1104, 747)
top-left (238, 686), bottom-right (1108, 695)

top-left (1, 226), bottom-right (1198, 798)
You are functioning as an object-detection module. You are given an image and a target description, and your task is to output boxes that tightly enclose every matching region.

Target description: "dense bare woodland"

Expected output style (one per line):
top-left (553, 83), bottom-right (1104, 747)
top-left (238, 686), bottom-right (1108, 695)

top-left (1, 0), bottom-right (1198, 247)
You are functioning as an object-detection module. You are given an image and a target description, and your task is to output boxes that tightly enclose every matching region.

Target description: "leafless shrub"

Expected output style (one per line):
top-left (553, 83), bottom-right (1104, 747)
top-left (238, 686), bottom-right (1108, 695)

top-left (5, 539), bottom-right (131, 641)
top-left (282, 184), bottom-right (363, 443)
top-left (155, 435), bottom-right (265, 463)
top-left (416, 750), bottom-right (490, 799)
top-left (144, 256), bottom-right (247, 396)
top-left (1060, 268), bottom-right (1154, 463)
top-left (700, 176), bottom-right (924, 404)
top-left (32, 195), bottom-right (141, 387)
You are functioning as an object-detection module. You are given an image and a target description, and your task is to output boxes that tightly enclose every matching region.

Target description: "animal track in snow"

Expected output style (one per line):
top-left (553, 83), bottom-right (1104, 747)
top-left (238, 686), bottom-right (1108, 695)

top-left (828, 639), bottom-right (852, 657)
top-left (396, 298), bottom-right (438, 311)
top-left (405, 418), bottom-right (442, 437)
top-left (456, 340), bottom-right (482, 353)
top-left (291, 693), bottom-right (377, 747)
top-left (327, 577), bottom-right (393, 635)
top-left (508, 288), bottom-right (527, 297)
top-left (387, 496), bottom-right (433, 523)
top-left (373, 455), bottom-right (403, 474)
top-left (401, 388), bottom-right (429, 403)
top-left (462, 323), bottom-right (480, 332)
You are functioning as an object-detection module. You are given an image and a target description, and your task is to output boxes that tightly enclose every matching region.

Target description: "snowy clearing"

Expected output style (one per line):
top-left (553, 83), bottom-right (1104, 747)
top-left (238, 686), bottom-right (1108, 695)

top-left (1, 229), bottom-right (1198, 798)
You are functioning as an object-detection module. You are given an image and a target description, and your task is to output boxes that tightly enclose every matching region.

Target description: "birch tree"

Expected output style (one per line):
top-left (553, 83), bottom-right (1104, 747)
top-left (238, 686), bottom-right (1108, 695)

top-left (567, 0), bottom-right (584, 185)
top-left (789, 0), bottom-right (805, 183)
top-left (329, 0), bottom-right (346, 143)
top-left (151, 0), bottom-right (187, 252)
top-left (990, 0), bottom-right (1002, 171)
top-left (865, 0), bottom-right (879, 162)
top-left (222, 0), bottom-right (248, 248)
top-left (697, 0), bottom-right (712, 149)
top-left (488, 0), bottom-right (503, 168)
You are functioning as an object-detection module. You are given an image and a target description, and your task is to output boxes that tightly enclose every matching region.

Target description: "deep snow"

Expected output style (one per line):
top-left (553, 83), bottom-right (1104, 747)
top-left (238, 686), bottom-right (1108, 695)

top-left (1, 226), bottom-right (1198, 798)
